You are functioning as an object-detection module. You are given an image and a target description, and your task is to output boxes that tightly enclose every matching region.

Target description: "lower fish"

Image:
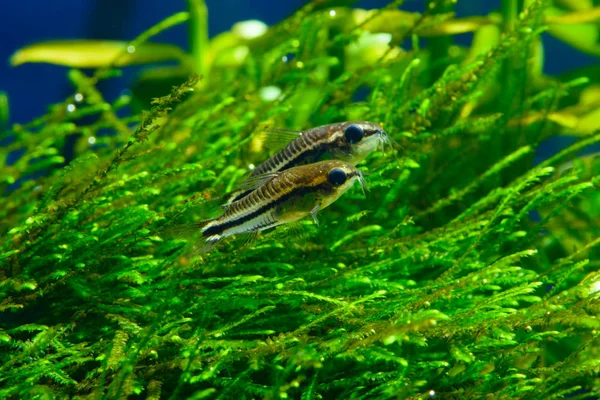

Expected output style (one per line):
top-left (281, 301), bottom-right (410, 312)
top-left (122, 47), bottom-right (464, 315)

top-left (196, 160), bottom-right (366, 253)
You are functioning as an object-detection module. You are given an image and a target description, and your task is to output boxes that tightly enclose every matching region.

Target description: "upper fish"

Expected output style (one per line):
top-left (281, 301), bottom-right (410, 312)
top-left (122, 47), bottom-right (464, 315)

top-left (225, 121), bottom-right (388, 205)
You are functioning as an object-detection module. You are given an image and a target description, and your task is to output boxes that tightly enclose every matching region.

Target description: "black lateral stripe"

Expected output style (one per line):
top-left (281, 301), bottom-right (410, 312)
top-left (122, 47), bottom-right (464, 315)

top-left (278, 146), bottom-right (327, 172)
top-left (203, 185), bottom-right (321, 237)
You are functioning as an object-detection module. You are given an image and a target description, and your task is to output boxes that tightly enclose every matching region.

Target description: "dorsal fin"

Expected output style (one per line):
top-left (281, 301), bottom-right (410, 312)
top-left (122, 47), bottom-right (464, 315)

top-left (234, 171), bottom-right (279, 192)
top-left (258, 128), bottom-right (303, 152)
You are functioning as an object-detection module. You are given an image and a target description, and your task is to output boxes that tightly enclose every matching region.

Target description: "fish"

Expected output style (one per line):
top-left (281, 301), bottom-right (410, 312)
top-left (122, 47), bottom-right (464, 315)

top-left (195, 160), bottom-right (366, 253)
top-left (224, 121), bottom-right (388, 205)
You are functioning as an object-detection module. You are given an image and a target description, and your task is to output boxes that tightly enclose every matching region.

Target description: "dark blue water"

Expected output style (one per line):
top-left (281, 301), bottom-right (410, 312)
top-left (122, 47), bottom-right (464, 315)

top-left (0, 0), bottom-right (306, 124)
top-left (0, 0), bottom-right (596, 156)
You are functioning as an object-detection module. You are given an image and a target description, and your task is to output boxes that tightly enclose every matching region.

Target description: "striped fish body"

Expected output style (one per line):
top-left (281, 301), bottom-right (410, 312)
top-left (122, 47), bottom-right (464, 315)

top-left (200, 160), bottom-right (363, 251)
top-left (225, 121), bottom-right (386, 204)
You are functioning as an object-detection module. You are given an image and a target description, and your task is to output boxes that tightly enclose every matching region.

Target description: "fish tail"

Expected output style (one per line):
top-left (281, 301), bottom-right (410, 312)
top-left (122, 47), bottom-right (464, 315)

top-left (162, 218), bottom-right (223, 254)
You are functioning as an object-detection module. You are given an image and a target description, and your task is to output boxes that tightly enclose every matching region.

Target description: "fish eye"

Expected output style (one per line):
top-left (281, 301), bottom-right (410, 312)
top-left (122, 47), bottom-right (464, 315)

top-left (344, 124), bottom-right (365, 144)
top-left (328, 168), bottom-right (347, 186)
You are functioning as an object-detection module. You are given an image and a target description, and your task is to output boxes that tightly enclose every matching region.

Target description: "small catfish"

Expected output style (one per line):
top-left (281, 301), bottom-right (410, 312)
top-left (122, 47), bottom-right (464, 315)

top-left (196, 160), bottom-right (366, 253)
top-left (225, 121), bottom-right (388, 205)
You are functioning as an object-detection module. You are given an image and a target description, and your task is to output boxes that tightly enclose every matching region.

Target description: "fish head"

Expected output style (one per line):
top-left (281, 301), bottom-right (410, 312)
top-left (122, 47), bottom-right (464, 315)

top-left (322, 121), bottom-right (389, 164)
top-left (302, 160), bottom-right (366, 210)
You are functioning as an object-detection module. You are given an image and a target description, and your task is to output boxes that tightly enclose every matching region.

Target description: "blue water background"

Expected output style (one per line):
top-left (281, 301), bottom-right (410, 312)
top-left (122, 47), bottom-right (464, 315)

top-left (0, 0), bottom-right (596, 161)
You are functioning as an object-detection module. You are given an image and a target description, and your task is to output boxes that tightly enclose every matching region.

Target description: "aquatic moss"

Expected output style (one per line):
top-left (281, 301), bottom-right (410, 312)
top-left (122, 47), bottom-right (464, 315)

top-left (2, 1), bottom-right (600, 399)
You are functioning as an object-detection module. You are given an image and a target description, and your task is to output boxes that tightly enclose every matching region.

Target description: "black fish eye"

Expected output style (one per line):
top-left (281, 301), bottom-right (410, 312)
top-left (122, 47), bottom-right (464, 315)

top-left (328, 168), bottom-right (347, 186)
top-left (344, 124), bottom-right (365, 144)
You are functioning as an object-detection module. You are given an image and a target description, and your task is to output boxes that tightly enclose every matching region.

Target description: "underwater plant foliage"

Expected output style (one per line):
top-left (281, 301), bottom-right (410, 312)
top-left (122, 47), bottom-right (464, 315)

top-left (2, 0), bottom-right (600, 398)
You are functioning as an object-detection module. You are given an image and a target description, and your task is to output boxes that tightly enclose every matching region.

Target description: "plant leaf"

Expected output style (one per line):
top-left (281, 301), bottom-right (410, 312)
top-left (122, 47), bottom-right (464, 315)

top-left (10, 40), bottom-right (189, 68)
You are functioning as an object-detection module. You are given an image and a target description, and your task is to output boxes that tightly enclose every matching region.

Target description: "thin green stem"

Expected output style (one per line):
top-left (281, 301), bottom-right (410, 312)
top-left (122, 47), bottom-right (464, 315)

top-left (502, 0), bottom-right (519, 31)
top-left (0, 91), bottom-right (8, 132)
top-left (187, 0), bottom-right (209, 77)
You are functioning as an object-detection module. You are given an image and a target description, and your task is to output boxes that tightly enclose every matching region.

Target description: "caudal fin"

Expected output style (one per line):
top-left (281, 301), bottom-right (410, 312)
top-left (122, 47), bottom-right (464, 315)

top-left (162, 219), bottom-right (223, 254)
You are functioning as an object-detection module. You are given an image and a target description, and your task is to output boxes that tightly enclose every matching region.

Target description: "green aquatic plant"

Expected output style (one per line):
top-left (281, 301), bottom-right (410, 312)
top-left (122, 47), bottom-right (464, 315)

top-left (2, 0), bottom-right (600, 398)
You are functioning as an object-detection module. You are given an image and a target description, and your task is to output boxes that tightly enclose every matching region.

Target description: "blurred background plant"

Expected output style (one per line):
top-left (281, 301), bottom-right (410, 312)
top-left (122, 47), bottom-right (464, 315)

top-left (1, 0), bottom-right (600, 398)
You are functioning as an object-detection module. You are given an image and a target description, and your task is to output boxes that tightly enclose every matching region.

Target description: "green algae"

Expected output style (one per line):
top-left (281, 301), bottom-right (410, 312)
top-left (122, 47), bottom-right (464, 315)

top-left (2, 1), bottom-right (600, 398)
